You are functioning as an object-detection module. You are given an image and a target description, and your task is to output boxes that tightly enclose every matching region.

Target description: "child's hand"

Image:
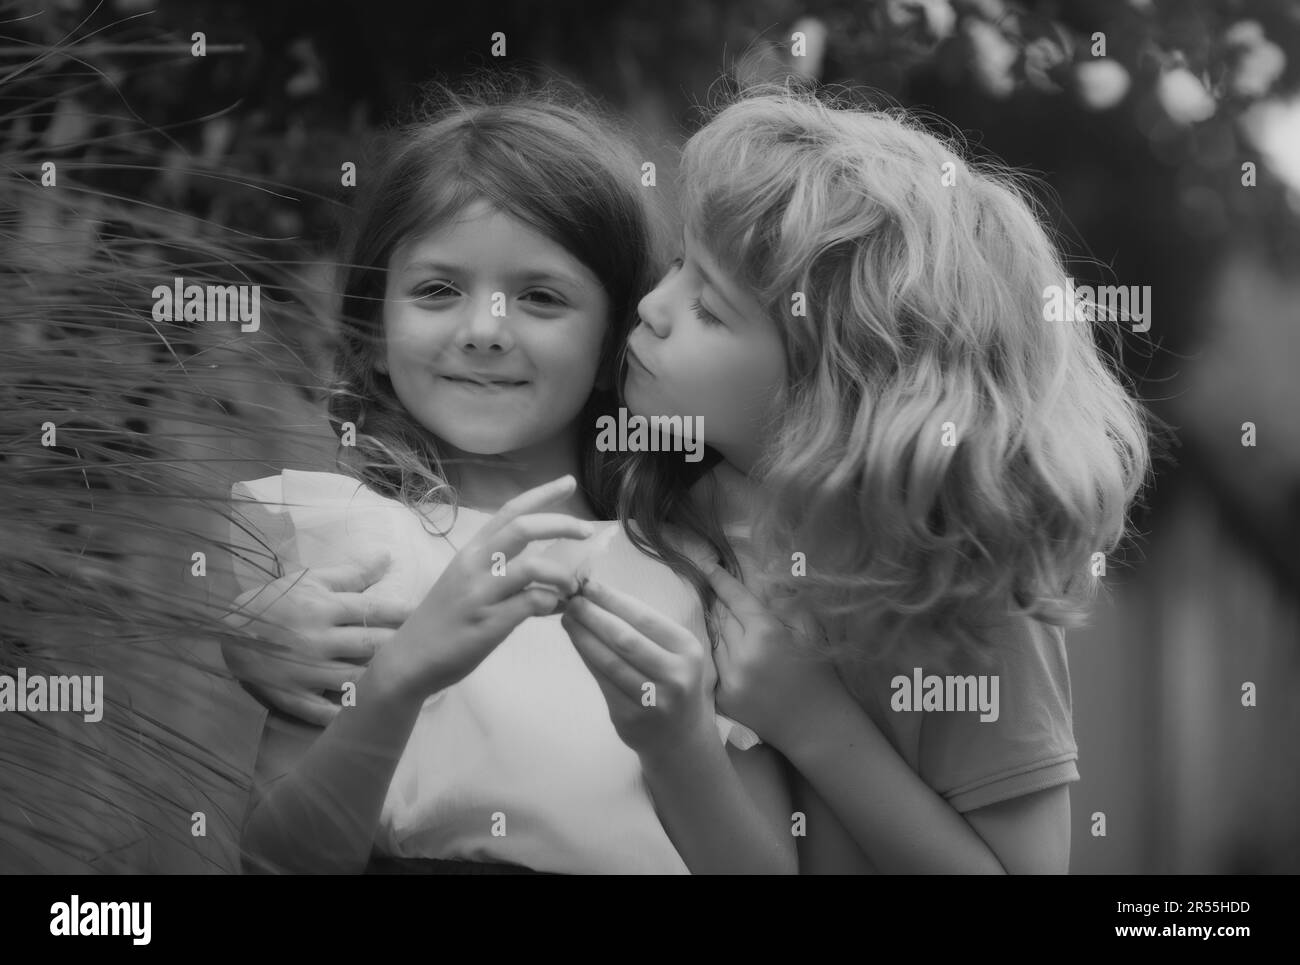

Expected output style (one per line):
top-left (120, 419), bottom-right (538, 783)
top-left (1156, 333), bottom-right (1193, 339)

top-left (561, 578), bottom-right (718, 762)
top-left (705, 563), bottom-right (845, 751)
top-left (380, 475), bottom-right (595, 703)
top-left (221, 554), bottom-right (411, 726)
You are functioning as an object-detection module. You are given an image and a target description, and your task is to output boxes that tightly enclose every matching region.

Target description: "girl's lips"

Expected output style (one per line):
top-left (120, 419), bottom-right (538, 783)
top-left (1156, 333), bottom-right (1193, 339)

top-left (440, 375), bottom-right (530, 389)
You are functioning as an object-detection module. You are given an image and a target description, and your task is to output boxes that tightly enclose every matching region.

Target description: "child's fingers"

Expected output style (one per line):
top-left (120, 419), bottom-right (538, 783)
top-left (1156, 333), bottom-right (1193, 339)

top-left (571, 647), bottom-right (636, 721)
top-left (477, 475), bottom-right (580, 541)
top-left (319, 626), bottom-right (394, 661)
top-left (562, 615), bottom-right (646, 699)
top-left (482, 585), bottom-right (564, 638)
top-left (332, 592), bottom-right (412, 628)
top-left (703, 563), bottom-right (764, 630)
top-left (488, 513), bottom-right (597, 560)
top-left (575, 579), bottom-right (699, 657)
top-left (262, 687), bottom-right (341, 728)
top-left (564, 595), bottom-right (674, 680)
top-left (711, 600), bottom-right (746, 655)
top-left (308, 554), bottom-right (392, 593)
top-left (477, 555), bottom-right (579, 603)
top-left (709, 608), bottom-right (735, 681)
top-left (312, 661), bottom-right (366, 694)
top-left (267, 657), bottom-right (364, 693)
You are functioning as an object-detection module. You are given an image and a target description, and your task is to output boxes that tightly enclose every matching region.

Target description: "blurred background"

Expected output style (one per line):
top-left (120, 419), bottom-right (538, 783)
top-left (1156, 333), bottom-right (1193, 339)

top-left (2, 0), bottom-right (1297, 873)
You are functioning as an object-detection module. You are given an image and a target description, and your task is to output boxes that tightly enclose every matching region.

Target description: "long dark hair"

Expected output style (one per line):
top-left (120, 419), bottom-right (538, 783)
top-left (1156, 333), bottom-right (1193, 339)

top-left (329, 75), bottom-right (664, 520)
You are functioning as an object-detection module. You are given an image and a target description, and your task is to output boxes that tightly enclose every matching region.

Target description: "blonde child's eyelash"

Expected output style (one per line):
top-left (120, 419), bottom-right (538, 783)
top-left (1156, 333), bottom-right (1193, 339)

top-left (689, 299), bottom-right (722, 326)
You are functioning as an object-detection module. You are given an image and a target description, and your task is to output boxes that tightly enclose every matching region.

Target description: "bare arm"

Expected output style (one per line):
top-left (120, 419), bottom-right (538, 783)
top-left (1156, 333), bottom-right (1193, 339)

top-left (708, 565), bottom-right (1070, 874)
top-left (964, 785), bottom-right (1071, 874)
top-left (241, 631), bottom-right (426, 874)
top-left (639, 735), bottom-right (797, 875)
top-left (780, 686), bottom-right (1074, 873)
top-left (791, 772), bottom-right (877, 874)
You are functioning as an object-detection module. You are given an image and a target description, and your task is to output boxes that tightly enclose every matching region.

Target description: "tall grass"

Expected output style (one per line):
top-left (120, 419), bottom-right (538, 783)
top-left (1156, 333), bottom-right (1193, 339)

top-left (0, 5), bottom-right (343, 872)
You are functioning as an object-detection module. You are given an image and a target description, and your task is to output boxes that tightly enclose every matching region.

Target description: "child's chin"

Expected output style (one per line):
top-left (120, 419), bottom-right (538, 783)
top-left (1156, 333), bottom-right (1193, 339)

top-left (430, 427), bottom-right (535, 456)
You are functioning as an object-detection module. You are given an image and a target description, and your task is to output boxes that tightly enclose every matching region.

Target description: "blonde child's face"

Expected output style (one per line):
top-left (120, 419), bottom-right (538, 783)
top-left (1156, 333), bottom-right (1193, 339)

top-left (625, 229), bottom-right (787, 472)
top-left (381, 200), bottom-right (609, 457)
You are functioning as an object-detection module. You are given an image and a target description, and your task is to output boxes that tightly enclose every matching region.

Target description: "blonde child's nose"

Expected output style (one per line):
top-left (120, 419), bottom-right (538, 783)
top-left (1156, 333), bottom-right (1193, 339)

top-left (636, 288), bottom-right (670, 337)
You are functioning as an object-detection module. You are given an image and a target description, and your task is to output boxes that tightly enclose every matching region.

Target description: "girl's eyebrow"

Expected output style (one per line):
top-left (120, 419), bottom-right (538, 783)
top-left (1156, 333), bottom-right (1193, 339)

top-left (398, 260), bottom-right (589, 291)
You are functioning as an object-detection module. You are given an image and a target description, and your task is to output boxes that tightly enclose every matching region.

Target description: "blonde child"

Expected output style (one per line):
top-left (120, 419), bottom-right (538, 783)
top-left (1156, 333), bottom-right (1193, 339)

top-left (585, 84), bottom-right (1150, 873)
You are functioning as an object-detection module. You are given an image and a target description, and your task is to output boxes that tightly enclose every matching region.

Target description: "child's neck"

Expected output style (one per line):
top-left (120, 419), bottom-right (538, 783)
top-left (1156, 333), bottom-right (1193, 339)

top-left (693, 459), bottom-right (761, 533)
top-left (445, 434), bottom-right (598, 520)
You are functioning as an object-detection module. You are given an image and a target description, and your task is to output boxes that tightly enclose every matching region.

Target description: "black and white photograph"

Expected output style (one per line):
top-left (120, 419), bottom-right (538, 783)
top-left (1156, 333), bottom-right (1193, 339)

top-left (2, 0), bottom-right (1297, 921)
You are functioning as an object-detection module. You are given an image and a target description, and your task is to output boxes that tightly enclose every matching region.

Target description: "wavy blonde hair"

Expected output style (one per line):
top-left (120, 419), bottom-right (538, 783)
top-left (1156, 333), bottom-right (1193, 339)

top-left (678, 84), bottom-right (1152, 671)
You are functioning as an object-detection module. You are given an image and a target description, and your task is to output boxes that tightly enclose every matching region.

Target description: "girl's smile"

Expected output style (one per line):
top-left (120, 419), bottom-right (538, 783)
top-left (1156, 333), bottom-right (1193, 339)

top-left (381, 199), bottom-right (608, 458)
top-left (439, 373), bottom-right (532, 390)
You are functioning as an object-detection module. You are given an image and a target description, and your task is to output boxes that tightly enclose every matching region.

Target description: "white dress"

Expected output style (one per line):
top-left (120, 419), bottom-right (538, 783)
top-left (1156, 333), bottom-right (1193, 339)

top-left (230, 470), bottom-right (759, 875)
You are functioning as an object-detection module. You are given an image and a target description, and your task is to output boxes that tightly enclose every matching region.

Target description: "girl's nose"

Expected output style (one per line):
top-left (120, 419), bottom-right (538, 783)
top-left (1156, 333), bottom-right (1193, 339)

top-left (459, 295), bottom-right (514, 353)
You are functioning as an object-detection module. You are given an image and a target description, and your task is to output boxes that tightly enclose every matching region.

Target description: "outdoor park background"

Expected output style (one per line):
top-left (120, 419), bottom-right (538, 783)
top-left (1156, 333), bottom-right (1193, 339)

top-left (2, 0), bottom-right (1297, 873)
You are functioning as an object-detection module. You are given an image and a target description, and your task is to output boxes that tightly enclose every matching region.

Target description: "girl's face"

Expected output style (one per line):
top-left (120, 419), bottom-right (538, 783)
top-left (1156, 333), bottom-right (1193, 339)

top-left (624, 229), bottom-right (787, 472)
top-left (381, 200), bottom-right (609, 457)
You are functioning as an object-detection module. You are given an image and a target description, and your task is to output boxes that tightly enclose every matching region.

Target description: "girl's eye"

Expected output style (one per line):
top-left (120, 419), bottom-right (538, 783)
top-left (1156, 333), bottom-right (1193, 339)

top-left (668, 257), bottom-right (684, 271)
top-left (689, 299), bottom-right (723, 326)
top-left (521, 289), bottom-right (565, 307)
top-left (414, 282), bottom-right (458, 300)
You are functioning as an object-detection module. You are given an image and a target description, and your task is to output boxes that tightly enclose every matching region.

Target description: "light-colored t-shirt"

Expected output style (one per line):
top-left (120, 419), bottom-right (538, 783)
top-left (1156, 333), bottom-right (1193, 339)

top-left (229, 470), bottom-right (757, 874)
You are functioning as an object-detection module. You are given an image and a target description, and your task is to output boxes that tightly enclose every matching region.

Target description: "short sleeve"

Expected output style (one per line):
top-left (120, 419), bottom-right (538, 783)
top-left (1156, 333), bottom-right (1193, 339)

top-left (229, 475), bottom-right (292, 595)
top-left (915, 619), bottom-right (1080, 812)
top-left (229, 470), bottom-right (454, 605)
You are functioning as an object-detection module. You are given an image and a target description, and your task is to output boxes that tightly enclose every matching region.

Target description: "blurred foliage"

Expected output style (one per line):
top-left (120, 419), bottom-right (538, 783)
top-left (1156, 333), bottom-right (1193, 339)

top-left (9, 0), bottom-right (1298, 246)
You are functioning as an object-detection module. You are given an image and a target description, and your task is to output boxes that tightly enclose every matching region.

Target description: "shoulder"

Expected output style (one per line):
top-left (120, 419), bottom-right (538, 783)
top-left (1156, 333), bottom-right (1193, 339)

top-left (228, 470), bottom-right (446, 597)
top-left (980, 613), bottom-right (1073, 710)
top-left (612, 517), bottom-right (723, 572)
top-left (231, 469), bottom-right (375, 507)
